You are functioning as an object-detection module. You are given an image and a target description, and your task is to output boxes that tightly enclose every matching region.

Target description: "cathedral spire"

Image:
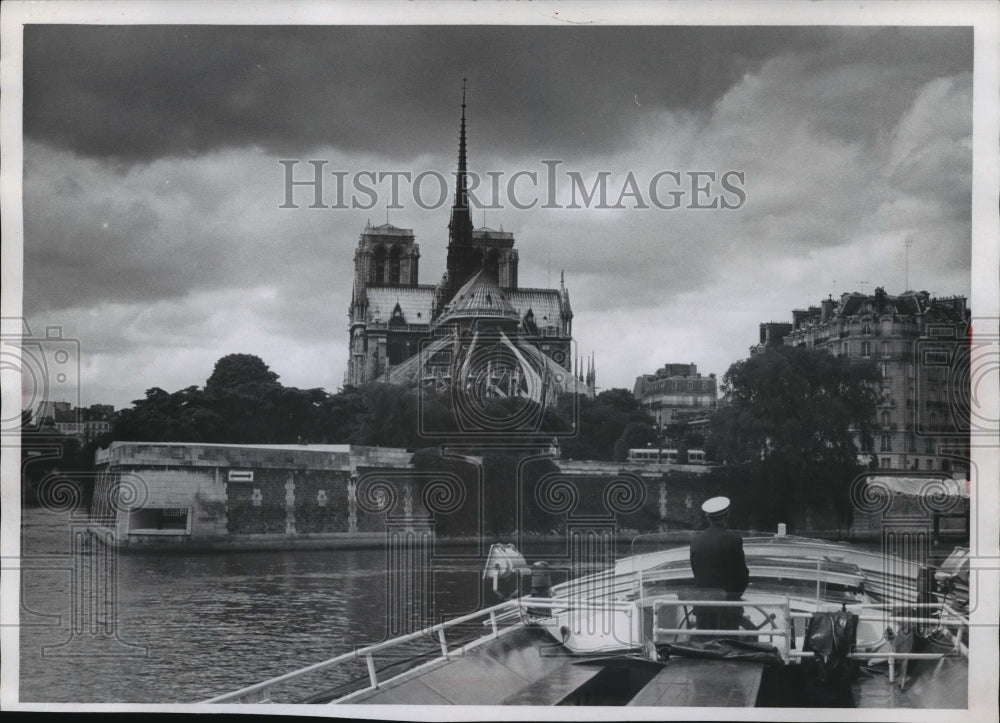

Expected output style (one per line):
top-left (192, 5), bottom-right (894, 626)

top-left (449, 79), bottom-right (474, 247)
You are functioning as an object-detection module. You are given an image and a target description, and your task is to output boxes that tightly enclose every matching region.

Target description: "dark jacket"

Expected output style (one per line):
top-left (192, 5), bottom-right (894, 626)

top-left (689, 525), bottom-right (750, 599)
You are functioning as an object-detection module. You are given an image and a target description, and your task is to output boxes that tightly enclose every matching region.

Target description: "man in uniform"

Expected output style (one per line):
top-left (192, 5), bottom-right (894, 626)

top-left (689, 496), bottom-right (749, 630)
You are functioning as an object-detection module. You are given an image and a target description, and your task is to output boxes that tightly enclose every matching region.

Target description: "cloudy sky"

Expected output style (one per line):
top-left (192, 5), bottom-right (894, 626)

top-left (17, 17), bottom-right (977, 410)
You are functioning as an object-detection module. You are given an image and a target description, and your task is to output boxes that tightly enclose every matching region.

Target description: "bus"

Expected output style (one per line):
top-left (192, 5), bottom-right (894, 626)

top-left (626, 448), bottom-right (707, 465)
top-left (627, 448), bottom-right (678, 464)
top-left (687, 449), bottom-right (706, 464)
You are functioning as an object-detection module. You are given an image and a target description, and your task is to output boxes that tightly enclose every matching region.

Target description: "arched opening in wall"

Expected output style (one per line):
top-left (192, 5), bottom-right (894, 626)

top-left (484, 248), bottom-right (500, 281)
top-left (373, 245), bottom-right (387, 283)
top-left (389, 246), bottom-right (402, 284)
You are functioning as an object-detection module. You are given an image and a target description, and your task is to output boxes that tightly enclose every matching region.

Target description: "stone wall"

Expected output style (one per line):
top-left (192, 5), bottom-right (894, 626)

top-left (549, 462), bottom-right (726, 534)
top-left (92, 442), bottom-right (417, 549)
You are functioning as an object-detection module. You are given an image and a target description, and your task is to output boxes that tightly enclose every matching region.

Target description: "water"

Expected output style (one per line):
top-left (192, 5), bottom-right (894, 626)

top-left (17, 506), bottom-right (955, 704)
top-left (18, 506), bottom-right (502, 703)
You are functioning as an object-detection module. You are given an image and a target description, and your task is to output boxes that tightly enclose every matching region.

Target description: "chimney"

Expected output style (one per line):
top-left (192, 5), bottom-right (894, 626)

top-left (821, 296), bottom-right (835, 322)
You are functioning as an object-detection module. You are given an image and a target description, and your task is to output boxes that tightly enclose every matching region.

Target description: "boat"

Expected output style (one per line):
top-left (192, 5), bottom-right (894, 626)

top-left (203, 529), bottom-right (969, 708)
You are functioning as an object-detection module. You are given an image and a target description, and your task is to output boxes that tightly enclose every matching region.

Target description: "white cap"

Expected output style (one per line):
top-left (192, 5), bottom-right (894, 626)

top-left (702, 496), bottom-right (731, 516)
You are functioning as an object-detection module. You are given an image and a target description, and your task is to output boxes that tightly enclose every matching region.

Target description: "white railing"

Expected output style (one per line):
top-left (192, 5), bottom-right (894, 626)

top-left (649, 595), bottom-right (968, 674)
top-left (202, 599), bottom-right (521, 704)
top-left (652, 597), bottom-right (794, 658)
top-left (202, 596), bottom-right (633, 704)
top-left (205, 593), bottom-right (968, 704)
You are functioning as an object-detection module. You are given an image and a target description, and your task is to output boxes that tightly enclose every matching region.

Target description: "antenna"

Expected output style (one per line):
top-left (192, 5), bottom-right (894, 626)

top-left (904, 237), bottom-right (913, 291)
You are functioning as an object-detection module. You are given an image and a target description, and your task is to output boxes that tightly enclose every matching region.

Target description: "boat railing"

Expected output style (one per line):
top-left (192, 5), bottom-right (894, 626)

top-left (647, 595), bottom-right (968, 672)
top-left (202, 595), bottom-right (635, 704)
top-left (650, 597), bottom-right (795, 659)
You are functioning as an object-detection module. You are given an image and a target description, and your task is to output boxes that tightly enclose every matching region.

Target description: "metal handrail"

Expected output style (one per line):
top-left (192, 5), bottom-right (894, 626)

top-left (648, 596), bottom-right (969, 666)
top-left (651, 596), bottom-right (794, 659)
top-left (202, 598), bottom-right (523, 704)
top-left (203, 596), bottom-right (636, 704)
top-left (206, 592), bottom-right (968, 703)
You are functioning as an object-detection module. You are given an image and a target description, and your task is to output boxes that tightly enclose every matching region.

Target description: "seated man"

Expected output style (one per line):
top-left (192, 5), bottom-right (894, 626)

top-left (689, 496), bottom-right (749, 630)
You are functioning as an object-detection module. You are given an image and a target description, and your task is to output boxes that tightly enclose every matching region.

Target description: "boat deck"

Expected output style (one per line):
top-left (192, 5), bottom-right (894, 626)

top-left (345, 627), bottom-right (580, 705)
top-left (343, 625), bottom-right (771, 707)
top-left (627, 659), bottom-right (763, 707)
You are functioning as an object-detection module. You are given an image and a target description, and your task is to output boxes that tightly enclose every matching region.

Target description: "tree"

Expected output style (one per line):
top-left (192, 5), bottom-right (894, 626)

top-left (111, 355), bottom-right (339, 445)
top-left (613, 422), bottom-right (660, 462)
top-left (557, 388), bottom-right (656, 461)
top-left (113, 386), bottom-right (224, 442)
top-left (314, 385), bottom-right (369, 443)
top-left (205, 353), bottom-right (279, 393)
top-left (21, 423), bottom-right (81, 507)
top-left (349, 383), bottom-right (424, 449)
top-left (710, 346), bottom-right (880, 531)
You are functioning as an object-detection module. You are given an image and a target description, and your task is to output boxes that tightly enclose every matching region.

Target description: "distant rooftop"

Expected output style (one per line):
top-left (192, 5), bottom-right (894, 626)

top-left (363, 222), bottom-right (414, 237)
top-left (473, 226), bottom-right (514, 240)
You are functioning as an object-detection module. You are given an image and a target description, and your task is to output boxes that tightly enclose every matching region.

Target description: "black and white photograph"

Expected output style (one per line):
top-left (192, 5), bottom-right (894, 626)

top-left (1, 1), bottom-right (998, 718)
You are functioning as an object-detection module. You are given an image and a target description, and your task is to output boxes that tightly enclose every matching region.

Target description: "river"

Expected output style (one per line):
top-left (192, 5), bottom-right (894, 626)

top-left (16, 505), bottom-right (955, 704)
top-left (17, 506), bottom-right (572, 703)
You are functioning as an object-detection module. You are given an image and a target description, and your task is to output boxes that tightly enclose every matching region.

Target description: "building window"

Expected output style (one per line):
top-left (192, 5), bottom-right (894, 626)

top-left (908, 435), bottom-right (917, 453)
top-left (373, 245), bottom-right (387, 283)
top-left (880, 434), bottom-right (892, 452)
top-left (861, 341), bottom-right (871, 358)
top-left (926, 458), bottom-right (934, 470)
top-left (880, 341), bottom-right (890, 358)
top-left (862, 322), bottom-right (872, 335)
top-left (925, 437), bottom-right (935, 455)
top-left (880, 411), bottom-right (891, 427)
top-left (128, 507), bottom-right (191, 534)
top-left (880, 457), bottom-right (892, 469)
top-left (389, 246), bottom-right (402, 284)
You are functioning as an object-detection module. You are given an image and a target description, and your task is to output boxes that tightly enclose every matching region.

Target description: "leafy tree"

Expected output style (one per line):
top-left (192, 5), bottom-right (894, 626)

top-left (557, 388), bottom-right (656, 461)
top-left (113, 386), bottom-right (224, 442)
top-left (20, 421), bottom-right (81, 506)
top-left (203, 356), bottom-right (288, 443)
top-left (349, 383), bottom-right (423, 449)
top-left (314, 385), bottom-right (368, 443)
top-left (613, 422), bottom-right (660, 462)
top-left (205, 353), bottom-right (279, 393)
top-left (709, 346), bottom-right (880, 531)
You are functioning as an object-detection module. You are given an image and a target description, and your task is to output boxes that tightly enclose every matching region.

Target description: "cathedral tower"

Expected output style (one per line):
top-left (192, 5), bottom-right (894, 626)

top-left (437, 81), bottom-right (519, 315)
top-left (346, 82), bottom-right (580, 393)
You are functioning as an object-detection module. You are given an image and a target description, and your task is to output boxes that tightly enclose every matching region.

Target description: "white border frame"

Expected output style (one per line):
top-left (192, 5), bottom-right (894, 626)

top-left (2, 2), bottom-right (997, 721)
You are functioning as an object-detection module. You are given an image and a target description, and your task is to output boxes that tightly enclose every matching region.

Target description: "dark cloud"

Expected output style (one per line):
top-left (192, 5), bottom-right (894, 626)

top-left (24, 25), bottom-right (857, 163)
top-left (17, 24), bottom-right (975, 407)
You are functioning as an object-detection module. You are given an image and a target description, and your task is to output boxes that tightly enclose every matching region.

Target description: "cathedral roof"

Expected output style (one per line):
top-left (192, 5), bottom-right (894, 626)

top-left (506, 288), bottom-right (568, 330)
top-left (365, 285), bottom-right (436, 325)
top-left (438, 268), bottom-right (520, 322)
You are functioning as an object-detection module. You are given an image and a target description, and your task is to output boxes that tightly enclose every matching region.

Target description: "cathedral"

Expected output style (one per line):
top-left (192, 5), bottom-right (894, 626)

top-left (346, 87), bottom-right (594, 404)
